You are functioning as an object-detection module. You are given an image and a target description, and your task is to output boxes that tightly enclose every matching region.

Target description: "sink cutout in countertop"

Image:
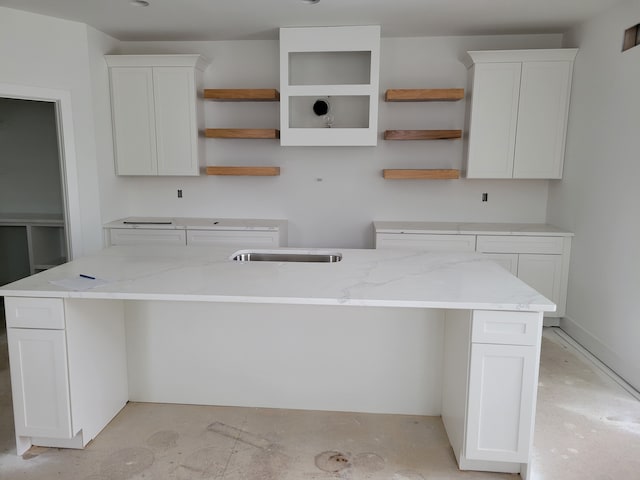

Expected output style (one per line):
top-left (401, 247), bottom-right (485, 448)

top-left (231, 249), bottom-right (342, 263)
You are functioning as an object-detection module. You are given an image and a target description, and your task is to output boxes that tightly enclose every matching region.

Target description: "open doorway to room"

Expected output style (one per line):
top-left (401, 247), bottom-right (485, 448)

top-left (0, 97), bottom-right (70, 327)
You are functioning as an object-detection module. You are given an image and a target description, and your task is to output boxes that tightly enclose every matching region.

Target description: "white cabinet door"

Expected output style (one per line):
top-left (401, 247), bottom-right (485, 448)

top-left (109, 228), bottom-right (187, 246)
top-left (466, 343), bottom-right (537, 463)
top-left (110, 67), bottom-right (158, 175)
top-left (517, 254), bottom-right (562, 308)
top-left (513, 61), bottom-right (572, 179)
top-left (7, 328), bottom-right (73, 439)
top-left (465, 62), bottom-right (521, 178)
top-left (153, 67), bottom-right (199, 175)
top-left (375, 233), bottom-right (476, 251)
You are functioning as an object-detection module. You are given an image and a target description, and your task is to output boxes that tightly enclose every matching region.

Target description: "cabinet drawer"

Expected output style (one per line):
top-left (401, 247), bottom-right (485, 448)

top-left (5, 297), bottom-right (65, 329)
top-left (186, 230), bottom-right (281, 247)
top-left (109, 228), bottom-right (187, 246)
top-left (472, 310), bottom-right (541, 346)
top-left (376, 233), bottom-right (476, 252)
top-left (476, 235), bottom-right (564, 254)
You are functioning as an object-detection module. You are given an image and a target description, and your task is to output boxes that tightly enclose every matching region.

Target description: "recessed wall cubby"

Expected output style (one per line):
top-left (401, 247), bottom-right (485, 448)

top-left (279, 26), bottom-right (381, 146)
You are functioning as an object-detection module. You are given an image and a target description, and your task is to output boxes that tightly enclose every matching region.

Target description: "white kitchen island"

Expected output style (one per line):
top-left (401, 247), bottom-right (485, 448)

top-left (1, 245), bottom-right (554, 478)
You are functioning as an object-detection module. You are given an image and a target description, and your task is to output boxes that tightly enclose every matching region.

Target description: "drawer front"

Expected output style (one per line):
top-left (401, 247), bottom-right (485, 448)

top-left (375, 233), bottom-right (476, 252)
top-left (472, 310), bottom-right (541, 346)
top-left (476, 235), bottom-right (564, 254)
top-left (109, 228), bottom-right (187, 246)
top-left (186, 230), bottom-right (280, 247)
top-left (5, 297), bottom-right (65, 329)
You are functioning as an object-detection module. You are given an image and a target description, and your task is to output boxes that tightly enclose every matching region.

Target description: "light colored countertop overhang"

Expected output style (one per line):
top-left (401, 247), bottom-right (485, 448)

top-left (0, 246), bottom-right (555, 312)
top-left (374, 221), bottom-right (574, 236)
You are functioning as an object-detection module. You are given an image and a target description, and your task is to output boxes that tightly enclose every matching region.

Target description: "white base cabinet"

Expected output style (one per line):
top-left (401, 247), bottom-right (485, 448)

top-left (104, 217), bottom-right (287, 248)
top-left (374, 222), bottom-right (572, 318)
top-left (5, 297), bottom-right (128, 455)
top-left (443, 309), bottom-right (542, 477)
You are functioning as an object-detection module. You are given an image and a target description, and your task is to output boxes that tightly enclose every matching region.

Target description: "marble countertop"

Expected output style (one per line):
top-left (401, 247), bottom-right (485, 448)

top-left (103, 217), bottom-right (286, 231)
top-left (0, 245), bottom-right (555, 312)
top-left (374, 221), bottom-right (573, 236)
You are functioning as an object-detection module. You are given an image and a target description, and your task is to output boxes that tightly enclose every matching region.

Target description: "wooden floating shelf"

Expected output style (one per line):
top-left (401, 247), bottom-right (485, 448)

top-left (385, 89), bottom-right (464, 102)
top-left (382, 169), bottom-right (460, 180)
top-left (206, 166), bottom-right (280, 176)
top-left (204, 89), bottom-right (280, 101)
top-left (383, 130), bottom-right (462, 140)
top-left (205, 128), bottom-right (280, 139)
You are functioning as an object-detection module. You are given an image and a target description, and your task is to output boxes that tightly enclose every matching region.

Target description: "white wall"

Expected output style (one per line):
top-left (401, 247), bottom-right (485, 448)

top-left (0, 7), bottom-right (105, 256)
top-left (548, 0), bottom-right (640, 389)
top-left (0, 98), bottom-right (63, 215)
top-left (109, 34), bottom-right (562, 248)
top-left (86, 26), bottom-right (128, 224)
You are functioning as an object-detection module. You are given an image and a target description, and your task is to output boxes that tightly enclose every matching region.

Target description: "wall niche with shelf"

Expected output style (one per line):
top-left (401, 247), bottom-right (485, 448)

top-left (279, 26), bottom-right (381, 146)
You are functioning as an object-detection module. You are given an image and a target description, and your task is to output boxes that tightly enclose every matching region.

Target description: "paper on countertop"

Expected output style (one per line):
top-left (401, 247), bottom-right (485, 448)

top-left (49, 276), bottom-right (111, 291)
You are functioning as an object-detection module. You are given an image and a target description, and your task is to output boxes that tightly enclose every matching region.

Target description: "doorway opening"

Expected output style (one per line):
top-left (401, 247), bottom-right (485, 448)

top-left (0, 97), bottom-right (69, 289)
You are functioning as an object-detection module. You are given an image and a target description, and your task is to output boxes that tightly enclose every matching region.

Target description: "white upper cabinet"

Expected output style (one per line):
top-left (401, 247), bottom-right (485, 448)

top-left (463, 49), bottom-right (577, 179)
top-left (279, 26), bottom-right (381, 146)
top-left (105, 55), bottom-right (209, 176)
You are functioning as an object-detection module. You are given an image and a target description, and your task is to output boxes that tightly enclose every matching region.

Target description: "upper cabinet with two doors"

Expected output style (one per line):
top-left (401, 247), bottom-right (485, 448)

top-left (105, 55), bottom-right (210, 176)
top-left (463, 49), bottom-right (578, 179)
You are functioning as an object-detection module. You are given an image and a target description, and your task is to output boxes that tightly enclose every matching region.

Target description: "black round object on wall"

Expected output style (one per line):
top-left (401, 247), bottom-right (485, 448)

top-left (313, 99), bottom-right (329, 116)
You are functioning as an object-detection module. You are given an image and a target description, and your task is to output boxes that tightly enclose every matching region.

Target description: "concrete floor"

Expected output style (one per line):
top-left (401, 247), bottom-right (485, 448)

top-left (0, 326), bottom-right (639, 480)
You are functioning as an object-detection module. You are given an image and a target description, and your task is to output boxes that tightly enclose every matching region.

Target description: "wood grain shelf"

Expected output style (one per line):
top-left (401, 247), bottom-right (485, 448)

top-left (206, 166), bottom-right (280, 176)
top-left (385, 88), bottom-right (464, 102)
top-left (382, 169), bottom-right (460, 180)
top-left (205, 128), bottom-right (280, 139)
top-left (383, 130), bottom-right (462, 140)
top-left (204, 89), bottom-right (280, 101)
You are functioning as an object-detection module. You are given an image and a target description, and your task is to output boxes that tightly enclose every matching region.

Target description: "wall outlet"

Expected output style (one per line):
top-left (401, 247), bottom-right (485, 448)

top-left (177, 189), bottom-right (183, 198)
top-left (482, 193), bottom-right (488, 202)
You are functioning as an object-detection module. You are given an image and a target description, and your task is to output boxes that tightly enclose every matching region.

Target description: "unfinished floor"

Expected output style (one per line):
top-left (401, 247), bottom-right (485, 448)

top-left (1, 326), bottom-right (639, 480)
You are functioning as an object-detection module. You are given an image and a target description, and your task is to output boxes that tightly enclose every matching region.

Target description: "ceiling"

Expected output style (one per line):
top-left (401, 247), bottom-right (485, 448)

top-left (0, 0), bottom-right (624, 41)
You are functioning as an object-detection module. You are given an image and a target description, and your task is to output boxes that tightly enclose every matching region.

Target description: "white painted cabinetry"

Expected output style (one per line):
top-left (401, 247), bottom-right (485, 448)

top-left (374, 222), bottom-right (573, 318)
top-left (464, 49), bottom-right (577, 179)
top-left (442, 309), bottom-right (542, 475)
top-left (105, 55), bottom-right (209, 176)
top-left (466, 311), bottom-right (540, 463)
top-left (7, 305), bottom-right (73, 440)
top-left (279, 26), bottom-right (380, 146)
top-left (109, 228), bottom-right (187, 246)
top-left (104, 217), bottom-right (287, 247)
top-left (375, 233), bottom-right (476, 251)
top-left (5, 297), bottom-right (128, 455)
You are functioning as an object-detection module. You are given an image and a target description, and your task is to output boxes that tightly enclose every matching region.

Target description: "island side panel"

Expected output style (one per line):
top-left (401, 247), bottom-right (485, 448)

top-left (64, 299), bottom-right (128, 445)
top-left (441, 309), bottom-right (472, 464)
top-left (124, 301), bottom-right (445, 415)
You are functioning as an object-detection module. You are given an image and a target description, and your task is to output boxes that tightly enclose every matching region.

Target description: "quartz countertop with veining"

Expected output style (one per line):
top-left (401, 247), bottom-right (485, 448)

top-left (0, 245), bottom-right (555, 312)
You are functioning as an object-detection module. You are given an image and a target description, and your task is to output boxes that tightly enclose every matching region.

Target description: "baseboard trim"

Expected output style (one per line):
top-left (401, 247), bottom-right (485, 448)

top-left (552, 321), bottom-right (640, 401)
